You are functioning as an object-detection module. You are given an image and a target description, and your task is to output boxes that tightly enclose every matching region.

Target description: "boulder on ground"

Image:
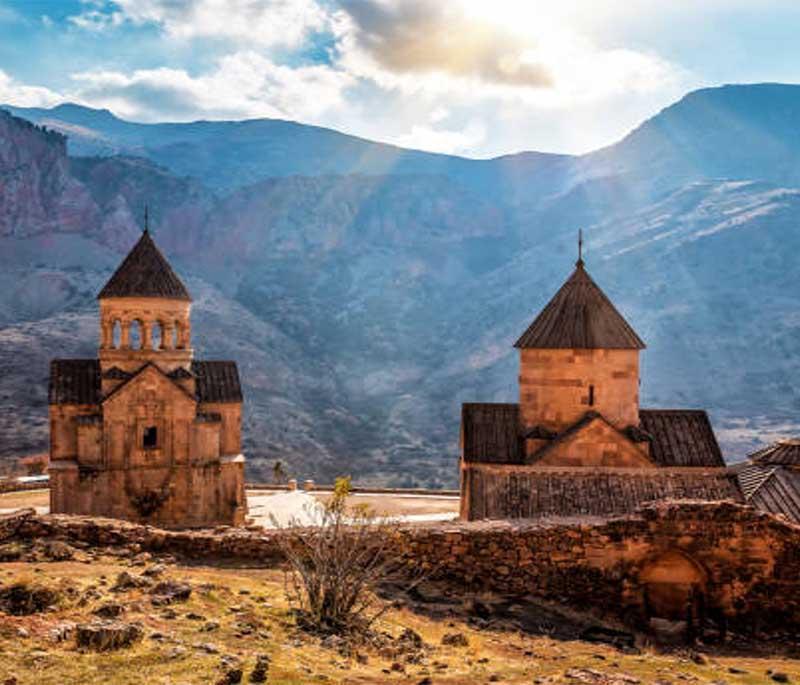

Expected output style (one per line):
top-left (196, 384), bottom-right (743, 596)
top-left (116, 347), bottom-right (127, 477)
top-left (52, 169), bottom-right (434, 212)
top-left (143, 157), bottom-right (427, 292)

top-left (0, 581), bottom-right (59, 615)
top-left (441, 632), bottom-right (469, 647)
top-left (150, 580), bottom-right (192, 605)
top-left (112, 571), bottom-right (152, 592)
top-left (75, 620), bottom-right (143, 651)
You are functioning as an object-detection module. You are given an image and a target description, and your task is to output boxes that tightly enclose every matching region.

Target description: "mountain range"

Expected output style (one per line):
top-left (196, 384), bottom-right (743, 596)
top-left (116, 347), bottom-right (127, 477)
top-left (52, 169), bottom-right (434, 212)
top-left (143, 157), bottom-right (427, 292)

top-left (1, 82), bottom-right (799, 486)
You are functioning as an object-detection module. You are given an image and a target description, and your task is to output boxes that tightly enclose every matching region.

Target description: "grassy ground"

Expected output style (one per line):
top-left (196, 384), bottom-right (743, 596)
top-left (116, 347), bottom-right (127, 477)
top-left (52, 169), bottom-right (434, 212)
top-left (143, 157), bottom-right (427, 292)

top-left (1, 546), bottom-right (799, 685)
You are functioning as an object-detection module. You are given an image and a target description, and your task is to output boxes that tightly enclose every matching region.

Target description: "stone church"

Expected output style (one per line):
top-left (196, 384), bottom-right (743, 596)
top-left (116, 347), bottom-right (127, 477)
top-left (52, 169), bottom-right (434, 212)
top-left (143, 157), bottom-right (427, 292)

top-left (48, 227), bottom-right (247, 527)
top-left (460, 251), bottom-right (741, 520)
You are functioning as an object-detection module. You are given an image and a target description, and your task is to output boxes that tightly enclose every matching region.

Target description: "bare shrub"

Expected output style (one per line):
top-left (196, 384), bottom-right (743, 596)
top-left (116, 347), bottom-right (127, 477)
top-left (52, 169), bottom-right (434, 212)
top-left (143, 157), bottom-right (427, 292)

top-left (274, 477), bottom-right (407, 634)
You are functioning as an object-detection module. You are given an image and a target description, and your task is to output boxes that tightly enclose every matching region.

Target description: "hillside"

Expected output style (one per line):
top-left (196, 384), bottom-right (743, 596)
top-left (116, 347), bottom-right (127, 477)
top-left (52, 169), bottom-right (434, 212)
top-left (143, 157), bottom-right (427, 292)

top-left (1, 83), bottom-right (799, 485)
top-left (4, 546), bottom-right (797, 685)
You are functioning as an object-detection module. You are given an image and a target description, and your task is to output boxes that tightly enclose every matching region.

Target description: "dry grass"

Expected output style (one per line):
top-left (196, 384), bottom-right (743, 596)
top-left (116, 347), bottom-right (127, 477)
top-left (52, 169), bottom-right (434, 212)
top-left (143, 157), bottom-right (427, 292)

top-left (0, 489), bottom-right (49, 511)
top-left (0, 554), bottom-right (798, 685)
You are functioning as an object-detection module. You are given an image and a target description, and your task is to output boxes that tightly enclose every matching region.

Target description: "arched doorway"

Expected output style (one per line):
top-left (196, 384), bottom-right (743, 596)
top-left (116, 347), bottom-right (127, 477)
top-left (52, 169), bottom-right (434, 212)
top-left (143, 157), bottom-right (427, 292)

top-left (640, 550), bottom-right (707, 639)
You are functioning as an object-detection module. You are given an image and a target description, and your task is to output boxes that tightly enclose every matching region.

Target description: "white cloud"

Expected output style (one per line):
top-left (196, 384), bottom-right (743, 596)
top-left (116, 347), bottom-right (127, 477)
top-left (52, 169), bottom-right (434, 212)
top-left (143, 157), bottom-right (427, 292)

top-left (334, 0), bottom-right (681, 106)
top-left (72, 0), bottom-right (330, 49)
top-left (389, 120), bottom-right (487, 155)
top-left (0, 70), bottom-right (62, 108)
top-left (70, 52), bottom-right (355, 122)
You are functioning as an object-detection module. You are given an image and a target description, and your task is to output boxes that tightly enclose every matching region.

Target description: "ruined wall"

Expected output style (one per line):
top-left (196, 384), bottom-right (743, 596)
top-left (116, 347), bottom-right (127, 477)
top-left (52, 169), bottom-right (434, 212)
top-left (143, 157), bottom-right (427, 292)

top-left (401, 501), bottom-right (800, 633)
top-left (519, 348), bottom-right (639, 433)
top-left (3, 500), bottom-right (799, 632)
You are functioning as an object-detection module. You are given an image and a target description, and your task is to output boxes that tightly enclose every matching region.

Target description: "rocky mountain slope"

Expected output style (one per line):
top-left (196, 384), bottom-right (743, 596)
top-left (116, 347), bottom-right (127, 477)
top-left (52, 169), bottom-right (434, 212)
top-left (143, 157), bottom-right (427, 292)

top-left (1, 83), bottom-right (799, 485)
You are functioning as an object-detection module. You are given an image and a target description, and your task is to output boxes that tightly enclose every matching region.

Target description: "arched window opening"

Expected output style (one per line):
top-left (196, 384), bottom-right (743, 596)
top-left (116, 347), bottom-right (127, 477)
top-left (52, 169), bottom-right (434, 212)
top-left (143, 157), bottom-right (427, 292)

top-left (175, 321), bottom-right (184, 349)
top-left (589, 385), bottom-right (595, 407)
top-left (130, 320), bottom-right (143, 350)
top-left (112, 320), bottom-right (122, 349)
top-left (151, 322), bottom-right (163, 351)
top-left (143, 426), bottom-right (158, 450)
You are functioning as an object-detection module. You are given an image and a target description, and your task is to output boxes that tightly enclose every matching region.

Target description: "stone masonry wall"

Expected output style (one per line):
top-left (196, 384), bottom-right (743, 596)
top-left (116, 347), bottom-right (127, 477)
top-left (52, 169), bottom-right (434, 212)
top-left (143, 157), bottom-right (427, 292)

top-left (2, 500), bottom-right (799, 632)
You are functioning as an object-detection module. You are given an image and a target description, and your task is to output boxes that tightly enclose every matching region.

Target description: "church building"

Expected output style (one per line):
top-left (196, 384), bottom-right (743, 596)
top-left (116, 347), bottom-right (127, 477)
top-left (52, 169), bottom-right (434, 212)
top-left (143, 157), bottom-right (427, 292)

top-left (48, 225), bottom-right (247, 528)
top-left (460, 248), bottom-right (741, 520)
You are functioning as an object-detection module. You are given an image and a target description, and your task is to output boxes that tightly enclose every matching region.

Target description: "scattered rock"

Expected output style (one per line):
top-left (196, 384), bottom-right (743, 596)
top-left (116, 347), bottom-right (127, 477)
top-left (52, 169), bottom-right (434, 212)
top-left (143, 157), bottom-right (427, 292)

top-left (93, 602), bottom-right (125, 619)
top-left (143, 564), bottom-right (167, 578)
top-left (217, 656), bottom-right (243, 685)
top-left (112, 571), bottom-right (152, 592)
top-left (130, 552), bottom-right (152, 566)
top-left (42, 541), bottom-right (75, 561)
top-left (0, 543), bottom-right (24, 562)
top-left (49, 621), bottom-right (76, 643)
top-left (441, 632), bottom-right (468, 647)
top-left (249, 654), bottom-right (271, 683)
top-left (770, 674), bottom-right (790, 683)
top-left (150, 581), bottom-right (192, 606)
top-left (196, 642), bottom-right (220, 654)
top-left (580, 625), bottom-right (636, 650)
top-left (398, 628), bottom-right (424, 648)
top-left (75, 621), bottom-right (143, 651)
top-left (0, 581), bottom-right (59, 615)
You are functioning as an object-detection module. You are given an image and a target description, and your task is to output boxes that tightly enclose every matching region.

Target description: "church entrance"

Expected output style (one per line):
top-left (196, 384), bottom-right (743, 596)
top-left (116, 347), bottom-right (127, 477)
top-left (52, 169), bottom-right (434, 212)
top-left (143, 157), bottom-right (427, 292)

top-left (639, 550), bottom-right (707, 641)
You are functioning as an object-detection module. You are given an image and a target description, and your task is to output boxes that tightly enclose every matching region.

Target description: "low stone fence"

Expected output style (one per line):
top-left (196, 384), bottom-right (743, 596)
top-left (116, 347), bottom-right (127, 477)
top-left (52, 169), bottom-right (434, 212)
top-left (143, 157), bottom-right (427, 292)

top-left (0, 480), bottom-right (48, 494)
top-left (2, 500), bottom-right (799, 633)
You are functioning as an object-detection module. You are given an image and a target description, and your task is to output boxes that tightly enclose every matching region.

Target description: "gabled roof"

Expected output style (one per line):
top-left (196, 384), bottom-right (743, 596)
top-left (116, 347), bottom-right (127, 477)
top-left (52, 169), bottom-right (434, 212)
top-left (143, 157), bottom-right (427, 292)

top-left (98, 230), bottom-right (191, 301)
top-left (514, 262), bottom-right (645, 350)
top-left (748, 439), bottom-right (800, 467)
top-left (736, 464), bottom-right (800, 523)
top-left (102, 361), bottom-right (196, 405)
top-left (49, 359), bottom-right (101, 405)
top-left (460, 404), bottom-right (725, 468)
top-left (191, 361), bottom-right (243, 403)
top-left (49, 359), bottom-right (242, 406)
top-left (639, 409), bottom-right (725, 467)
top-left (734, 462), bottom-right (779, 498)
top-left (524, 410), bottom-right (654, 467)
top-left (461, 403), bottom-right (521, 464)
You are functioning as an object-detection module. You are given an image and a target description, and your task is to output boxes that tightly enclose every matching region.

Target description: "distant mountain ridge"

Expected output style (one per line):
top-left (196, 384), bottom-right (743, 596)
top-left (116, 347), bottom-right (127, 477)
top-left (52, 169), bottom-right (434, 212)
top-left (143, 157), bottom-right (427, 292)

top-left (1, 82), bottom-right (799, 485)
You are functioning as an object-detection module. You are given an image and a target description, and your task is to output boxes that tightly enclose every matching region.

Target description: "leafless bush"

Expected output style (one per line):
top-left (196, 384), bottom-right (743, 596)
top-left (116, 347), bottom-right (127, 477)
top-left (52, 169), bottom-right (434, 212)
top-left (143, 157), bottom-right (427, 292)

top-left (274, 477), bottom-right (406, 634)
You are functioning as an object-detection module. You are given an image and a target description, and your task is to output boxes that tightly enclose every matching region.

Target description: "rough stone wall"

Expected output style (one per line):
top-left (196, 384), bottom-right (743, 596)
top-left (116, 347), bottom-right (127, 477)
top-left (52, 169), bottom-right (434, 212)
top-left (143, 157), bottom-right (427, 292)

top-left (50, 362), bottom-right (246, 527)
top-left (3, 500), bottom-right (799, 632)
top-left (400, 501), bottom-right (800, 633)
top-left (519, 348), bottom-right (639, 433)
top-left (50, 458), bottom-right (246, 528)
top-left (531, 415), bottom-right (652, 467)
top-left (461, 465), bottom-right (741, 520)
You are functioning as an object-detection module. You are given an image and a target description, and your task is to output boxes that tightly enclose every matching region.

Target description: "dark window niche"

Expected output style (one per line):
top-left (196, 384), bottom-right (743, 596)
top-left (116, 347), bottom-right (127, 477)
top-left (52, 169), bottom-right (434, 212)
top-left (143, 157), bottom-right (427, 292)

top-left (143, 426), bottom-right (158, 450)
top-left (588, 385), bottom-right (595, 407)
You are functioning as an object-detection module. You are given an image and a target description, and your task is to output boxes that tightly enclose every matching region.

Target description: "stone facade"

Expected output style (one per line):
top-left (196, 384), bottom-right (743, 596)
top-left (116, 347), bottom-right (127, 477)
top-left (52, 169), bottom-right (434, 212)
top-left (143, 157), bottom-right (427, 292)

top-left (519, 348), bottom-right (640, 437)
top-left (460, 258), bottom-right (735, 520)
top-left (48, 230), bottom-right (246, 528)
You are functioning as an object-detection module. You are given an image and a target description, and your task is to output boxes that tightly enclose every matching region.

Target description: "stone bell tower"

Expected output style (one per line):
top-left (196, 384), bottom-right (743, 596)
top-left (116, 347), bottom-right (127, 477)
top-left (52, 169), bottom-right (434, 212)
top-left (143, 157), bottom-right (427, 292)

top-left (48, 218), bottom-right (246, 528)
top-left (97, 221), bottom-right (195, 397)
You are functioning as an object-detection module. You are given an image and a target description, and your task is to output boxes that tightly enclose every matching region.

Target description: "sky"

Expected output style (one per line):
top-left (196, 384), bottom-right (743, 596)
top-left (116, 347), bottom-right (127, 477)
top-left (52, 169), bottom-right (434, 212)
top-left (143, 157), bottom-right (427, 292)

top-left (1, 0), bottom-right (800, 157)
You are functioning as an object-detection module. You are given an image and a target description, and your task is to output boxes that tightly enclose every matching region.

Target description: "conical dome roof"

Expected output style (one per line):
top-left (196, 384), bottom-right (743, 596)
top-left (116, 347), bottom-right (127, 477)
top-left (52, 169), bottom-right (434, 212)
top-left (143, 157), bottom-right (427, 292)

top-left (514, 261), bottom-right (644, 349)
top-left (98, 230), bottom-right (191, 301)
